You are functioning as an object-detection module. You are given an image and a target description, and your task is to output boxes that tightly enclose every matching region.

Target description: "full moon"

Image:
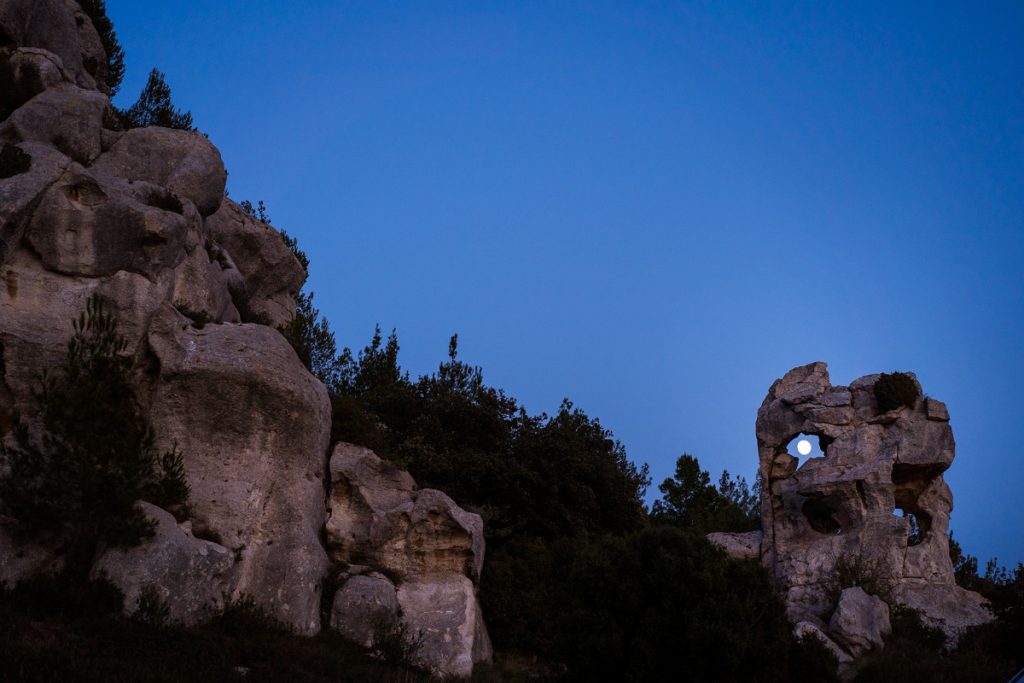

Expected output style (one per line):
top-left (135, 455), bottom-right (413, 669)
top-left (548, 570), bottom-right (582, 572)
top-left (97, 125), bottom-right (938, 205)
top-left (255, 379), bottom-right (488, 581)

top-left (797, 439), bottom-right (812, 456)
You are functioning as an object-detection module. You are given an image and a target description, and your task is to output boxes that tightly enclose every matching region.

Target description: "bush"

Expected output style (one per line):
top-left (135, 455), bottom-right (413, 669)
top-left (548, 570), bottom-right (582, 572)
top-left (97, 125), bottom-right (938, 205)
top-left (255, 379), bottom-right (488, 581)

top-left (874, 372), bottom-right (919, 412)
top-left (0, 295), bottom-right (189, 576)
top-left (0, 143), bottom-right (31, 179)
top-left (551, 526), bottom-right (825, 682)
top-left (650, 453), bottom-right (760, 533)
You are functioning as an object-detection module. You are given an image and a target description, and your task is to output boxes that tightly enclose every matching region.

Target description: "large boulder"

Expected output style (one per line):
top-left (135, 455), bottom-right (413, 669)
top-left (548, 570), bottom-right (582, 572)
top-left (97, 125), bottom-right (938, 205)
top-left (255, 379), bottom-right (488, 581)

top-left (827, 587), bottom-right (890, 657)
top-left (329, 573), bottom-right (400, 648)
top-left (326, 443), bottom-right (491, 677)
top-left (91, 127), bottom-right (227, 217)
top-left (0, 47), bottom-right (76, 121)
top-left (326, 443), bottom-right (484, 583)
top-left (397, 576), bottom-right (493, 679)
top-left (204, 199), bottom-right (305, 327)
top-left (0, 83), bottom-right (107, 164)
top-left (147, 308), bottom-right (331, 634)
top-left (91, 502), bottom-right (235, 625)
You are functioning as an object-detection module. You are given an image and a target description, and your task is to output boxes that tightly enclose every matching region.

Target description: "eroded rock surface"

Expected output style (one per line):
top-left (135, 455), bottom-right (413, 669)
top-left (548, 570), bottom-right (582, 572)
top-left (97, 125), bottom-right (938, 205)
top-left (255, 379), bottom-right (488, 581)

top-left (0, 0), bottom-right (331, 637)
top-left (92, 502), bottom-right (236, 625)
top-left (751, 362), bottom-right (992, 653)
top-left (326, 443), bottom-right (491, 677)
top-left (0, 6), bottom-right (492, 675)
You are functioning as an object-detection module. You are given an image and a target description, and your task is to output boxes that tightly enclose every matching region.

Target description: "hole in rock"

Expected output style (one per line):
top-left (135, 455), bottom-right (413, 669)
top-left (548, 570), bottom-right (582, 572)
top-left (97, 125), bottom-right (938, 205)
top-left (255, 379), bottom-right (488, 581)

top-left (891, 463), bottom-right (937, 546)
top-left (787, 433), bottom-right (826, 458)
top-left (894, 508), bottom-right (926, 546)
top-left (803, 495), bottom-right (844, 535)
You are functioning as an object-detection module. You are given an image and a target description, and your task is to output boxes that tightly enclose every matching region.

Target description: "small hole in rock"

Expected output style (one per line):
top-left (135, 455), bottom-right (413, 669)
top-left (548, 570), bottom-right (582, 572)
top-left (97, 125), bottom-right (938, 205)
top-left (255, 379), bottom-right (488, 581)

top-left (787, 433), bottom-right (825, 458)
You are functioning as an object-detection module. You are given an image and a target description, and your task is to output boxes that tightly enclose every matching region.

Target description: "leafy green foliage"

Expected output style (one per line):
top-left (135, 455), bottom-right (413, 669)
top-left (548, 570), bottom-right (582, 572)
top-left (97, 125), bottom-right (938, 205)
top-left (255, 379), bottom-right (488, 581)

top-left (331, 330), bottom-right (650, 540)
top-left (649, 454), bottom-right (760, 533)
top-left (76, 0), bottom-right (126, 95)
top-left (949, 530), bottom-right (980, 587)
top-left (0, 295), bottom-right (189, 575)
top-left (551, 526), bottom-right (837, 682)
top-left (874, 372), bottom-right (919, 412)
top-left (122, 69), bottom-right (194, 130)
top-left (279, 292), bottom-right (345, 390)
top-left (0, 143), bottom-right (31, 179)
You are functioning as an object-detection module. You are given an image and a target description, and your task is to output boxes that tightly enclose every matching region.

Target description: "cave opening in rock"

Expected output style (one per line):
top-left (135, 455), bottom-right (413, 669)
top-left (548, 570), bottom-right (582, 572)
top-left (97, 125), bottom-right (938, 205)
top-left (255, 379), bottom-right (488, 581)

top-left (803, 495), bottom-right (844, 535)
top-left (894, 508), bottom-right (925, 546)
top-left (891, 463), bottom-right (937, 546)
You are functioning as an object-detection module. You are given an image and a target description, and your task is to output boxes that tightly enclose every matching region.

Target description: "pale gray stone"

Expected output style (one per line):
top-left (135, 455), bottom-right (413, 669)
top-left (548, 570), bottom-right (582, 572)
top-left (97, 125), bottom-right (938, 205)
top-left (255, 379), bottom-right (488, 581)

top-left (92, 502), bottom-right (235, 625)
top-left (327, 443), bottom-right (484, 583)
top-left (91, 127), bottom-right (227, 217)
top-left (204, 199), bottom-right (305, 327)
top-left (147, 307), bottom-right (331, 634)
top-left (707, 530), bottom-right (762, 561)
top-left (396, 576), bottom-right (493, 679)
top-left (794, 620), bottom-right (852, 664)
top-left (1, 83), bottom-right (107, 164)
top-left (0, 141), bottom-right (72, 265)
top-left (827, 587), bottom-right (890, 657)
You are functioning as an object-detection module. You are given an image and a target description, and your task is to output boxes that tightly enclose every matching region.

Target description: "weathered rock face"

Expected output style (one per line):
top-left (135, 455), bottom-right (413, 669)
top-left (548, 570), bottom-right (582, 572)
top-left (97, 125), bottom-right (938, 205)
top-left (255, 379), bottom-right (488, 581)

top-left (91, 502), bottom-right (236, 625)
top-left (719, 362), bottom-right (992, 659)
top-left (0, 8), bottom-right (492, 676)
top-left (147, 308), bottom-right (331, 633)
top-left (0, 0), bottom-right (108, 93)
top-left (0, 0), bottom-right (327, 635)
top-left (326, 443), bottom-right (492, 678)
top-left (827, 587), bottom-right (890, 657)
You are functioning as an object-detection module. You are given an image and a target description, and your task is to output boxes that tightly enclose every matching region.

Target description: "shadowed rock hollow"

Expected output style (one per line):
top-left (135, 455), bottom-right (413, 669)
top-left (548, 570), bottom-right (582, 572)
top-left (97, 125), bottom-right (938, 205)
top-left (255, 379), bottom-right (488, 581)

top-left (0, 1), bottom-right (491, 676)
top-left (711, 362), bottom-right (992, 662)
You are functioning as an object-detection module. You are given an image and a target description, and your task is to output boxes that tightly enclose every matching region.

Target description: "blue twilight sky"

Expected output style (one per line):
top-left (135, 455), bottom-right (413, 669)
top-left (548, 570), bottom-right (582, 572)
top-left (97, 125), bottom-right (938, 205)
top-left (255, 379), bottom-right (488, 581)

top-left (107, 1), bottom-right (1023, 566)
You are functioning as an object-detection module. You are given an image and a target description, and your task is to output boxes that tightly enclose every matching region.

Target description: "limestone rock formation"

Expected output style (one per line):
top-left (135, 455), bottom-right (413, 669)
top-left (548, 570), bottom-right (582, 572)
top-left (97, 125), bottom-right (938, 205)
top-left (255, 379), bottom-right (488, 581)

top-left (326, 443), bottom-right (492, 678)
top-left (0, 0), bottom-right (325, 635)
top-left (714, 362), bottom-right (992, 662)
top-left (0, 5), bottom-right (493, 674)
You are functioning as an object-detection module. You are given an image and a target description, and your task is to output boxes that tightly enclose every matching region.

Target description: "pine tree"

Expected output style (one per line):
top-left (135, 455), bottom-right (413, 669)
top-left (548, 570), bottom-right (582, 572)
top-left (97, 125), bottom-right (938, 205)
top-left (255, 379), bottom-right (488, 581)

top-left (123, 68), bottom-right (194, 131)
top-left (76, 0), bottom-right (126, 95)
top-left (0, 295), bottom-right (189, 576)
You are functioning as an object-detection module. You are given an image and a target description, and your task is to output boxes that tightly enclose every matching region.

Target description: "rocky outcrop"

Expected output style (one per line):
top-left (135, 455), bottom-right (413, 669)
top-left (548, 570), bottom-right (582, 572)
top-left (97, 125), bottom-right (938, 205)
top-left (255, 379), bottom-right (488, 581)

top-left (0, 0), bottom-right (326, 635)
top-left (0, 5), bottom-right (493, 675)
top-left (326, 443), bottom-right (492, 678)
top-left (712, 362), bottom-right (993, 661)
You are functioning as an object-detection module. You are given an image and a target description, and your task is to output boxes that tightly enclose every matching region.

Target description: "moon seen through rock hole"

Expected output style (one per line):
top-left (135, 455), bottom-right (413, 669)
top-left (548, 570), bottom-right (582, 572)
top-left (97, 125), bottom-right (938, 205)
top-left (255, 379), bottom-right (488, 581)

top-left (797, 439), bottom-right (812, 456)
